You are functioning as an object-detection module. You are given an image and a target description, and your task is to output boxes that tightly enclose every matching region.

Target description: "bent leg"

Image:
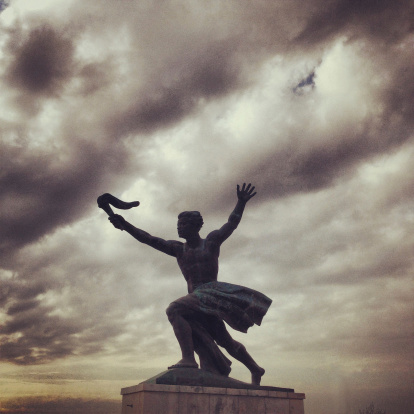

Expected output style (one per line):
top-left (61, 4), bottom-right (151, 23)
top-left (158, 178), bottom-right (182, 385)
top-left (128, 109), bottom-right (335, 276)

top-left (213, 322), bottom-right (265, 385)
top-left (166, 298), bottom-right (200, 369)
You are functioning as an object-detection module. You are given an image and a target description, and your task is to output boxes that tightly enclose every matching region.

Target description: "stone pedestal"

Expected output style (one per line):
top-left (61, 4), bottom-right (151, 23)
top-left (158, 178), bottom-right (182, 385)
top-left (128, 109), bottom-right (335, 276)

top-left (121, 369), bottom-right (305, 414)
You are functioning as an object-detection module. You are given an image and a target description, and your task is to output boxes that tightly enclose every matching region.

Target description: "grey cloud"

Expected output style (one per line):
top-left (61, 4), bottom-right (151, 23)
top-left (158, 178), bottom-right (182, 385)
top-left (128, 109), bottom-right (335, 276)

top-left (277, 283), bottom-right (414, 361)
top-left (380, 54), bottom-right (414, 130)
top-left (0, 1), bottom-right (9, 12)
top-left (0, 23), bottom-right (135, 260)
top-left (0, 319), bottom-right (78, 365)
top-left (0, 12), bottom-right (246, 259)
top-left (6, 299), bottom-right (39, 315)
top-left (2, 0), bottom-right (411, 261)
top-left (0, 288), bottom-right (118, 364)
top-left (107, 39), bottom-right (245, 137)
top-left (0, 7), bottom-right (413, 414)
top-left (6, 25), bottom-right (75, 97)
top-left (249, 133), bottom-right (390, 200)
top-left (0, 282), bottom-right (81, 364)
top-left (0, 228), bottom-right (176, 365)
top-left (198, 131), bottom-right (382, 213)
top-left (165, 42), bottom-right (414, 217)
top-left (0, 284), bottom-right (162, 365)
top-left (241, 58), bottom-right (414, 203)
top-left (0, 142), bottom-right (124, 263)
top-left (0, 279), bottom-right (47, 307)
top-left (77, 61), bottom-right (114, 96)
top-left (294, 0), bottom-right (413, 46)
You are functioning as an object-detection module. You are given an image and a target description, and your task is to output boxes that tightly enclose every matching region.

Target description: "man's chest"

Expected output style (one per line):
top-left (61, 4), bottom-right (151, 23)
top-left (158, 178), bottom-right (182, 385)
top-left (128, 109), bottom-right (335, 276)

top-left (177, 244), bottom-right (215, 266)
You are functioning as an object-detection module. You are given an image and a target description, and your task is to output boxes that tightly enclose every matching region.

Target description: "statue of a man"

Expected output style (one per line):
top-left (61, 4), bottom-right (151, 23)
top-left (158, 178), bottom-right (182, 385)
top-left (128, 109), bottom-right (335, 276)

top-left (108, 183), bottom-right (271, 385)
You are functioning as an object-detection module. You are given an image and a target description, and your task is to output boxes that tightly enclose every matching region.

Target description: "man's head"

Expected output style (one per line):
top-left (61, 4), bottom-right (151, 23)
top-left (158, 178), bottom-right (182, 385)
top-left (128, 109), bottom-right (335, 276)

top-left (177, 211), bottom-right (203, 238)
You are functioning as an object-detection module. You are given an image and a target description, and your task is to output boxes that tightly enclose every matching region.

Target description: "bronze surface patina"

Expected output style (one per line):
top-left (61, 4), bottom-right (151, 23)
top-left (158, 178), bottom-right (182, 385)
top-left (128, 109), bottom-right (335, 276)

top-left (98, 184), bottom-right (272, 386)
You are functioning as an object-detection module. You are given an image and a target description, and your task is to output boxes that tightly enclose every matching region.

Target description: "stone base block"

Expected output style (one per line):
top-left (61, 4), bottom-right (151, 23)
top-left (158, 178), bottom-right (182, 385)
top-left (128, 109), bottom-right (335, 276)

top-left (121, 383), bottom-right (305, 414)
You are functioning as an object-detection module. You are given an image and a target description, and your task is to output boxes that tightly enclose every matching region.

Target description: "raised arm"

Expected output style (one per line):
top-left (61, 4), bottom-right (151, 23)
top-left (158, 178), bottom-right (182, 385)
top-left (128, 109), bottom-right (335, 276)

top-left (208, 183), bottom-right (256, 245)
top-left (109, 214), bottom-right (181, 257)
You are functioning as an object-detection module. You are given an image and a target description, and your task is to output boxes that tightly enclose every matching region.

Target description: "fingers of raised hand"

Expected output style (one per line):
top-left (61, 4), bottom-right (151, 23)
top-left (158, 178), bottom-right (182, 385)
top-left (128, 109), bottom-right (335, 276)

top-left (237, 183), bottom-right (256, 200)
top-left (238, 183), bottom-right (249, 192)
top-left (247, 184), bottom-right (255, 194)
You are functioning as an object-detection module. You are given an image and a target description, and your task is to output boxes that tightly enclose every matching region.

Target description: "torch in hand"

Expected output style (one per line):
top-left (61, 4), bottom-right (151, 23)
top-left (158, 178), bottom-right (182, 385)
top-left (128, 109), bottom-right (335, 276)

top-left (97, 193), bottom-right (140, 230)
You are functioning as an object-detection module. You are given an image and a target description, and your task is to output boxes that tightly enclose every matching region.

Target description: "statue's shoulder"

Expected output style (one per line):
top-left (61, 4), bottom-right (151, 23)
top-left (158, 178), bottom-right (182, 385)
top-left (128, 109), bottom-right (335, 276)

top-left (204, 231), bottom-right (222, 248)
top-left (168, 240), bottom-right (184, 255)
top-left (206, 229), bottom-right (221, 241)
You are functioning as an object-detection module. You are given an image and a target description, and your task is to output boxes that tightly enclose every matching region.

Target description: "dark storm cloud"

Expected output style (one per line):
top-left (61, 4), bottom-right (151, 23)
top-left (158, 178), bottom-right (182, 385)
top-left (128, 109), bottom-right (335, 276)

top-left (113, 68), bottom-right (239, 136)
top-left (0, 279), bottom-right (47, 307)
top-left (380, 52), bottom-right (414, 129)
top-left (0, 278), bottom-right (72, 364)
top-left (6, 298), bottom-right (39, 315)
top-left (0, 308), bottom-right (78, 364)
top-left (212, 45), bottom-right (414, 208)
top-left (249, 128), bottom-right (410, 200)
top-left (6, 25), bottom-right (75, 96)
top-left (0, 270), bottom-right (128, 364)
top-left (0, 0), bottom-right (9, 13)
top-left (295, 0), bottom-right (414, 46)
top-left (0, 21), bottom-right (133, 261)
top-left (127, 0), bottom-right (414, 216)
top-left (1, 0), bottom-right (411, 260)
top-left (0, 141), bottom-right (128, 264)
top-left (0, 224), bottom-right (171, 365)
top-left (108, 40), bottom-right (244, 136)
top-left (0, 12), bottom-right (247, 259)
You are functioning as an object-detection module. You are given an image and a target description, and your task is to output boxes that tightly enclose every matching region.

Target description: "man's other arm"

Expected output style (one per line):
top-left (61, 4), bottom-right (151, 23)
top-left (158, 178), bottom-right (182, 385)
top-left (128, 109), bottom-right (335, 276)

top-left (207, 183), bottom-right (256, 246)
top-left (109, 214), bottom-right (181, 257)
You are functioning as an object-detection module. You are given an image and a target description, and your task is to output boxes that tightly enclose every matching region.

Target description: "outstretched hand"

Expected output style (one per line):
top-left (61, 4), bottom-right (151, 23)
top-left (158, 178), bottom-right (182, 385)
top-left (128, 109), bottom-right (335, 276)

top-left (237, 183), bottom-right (256, 203)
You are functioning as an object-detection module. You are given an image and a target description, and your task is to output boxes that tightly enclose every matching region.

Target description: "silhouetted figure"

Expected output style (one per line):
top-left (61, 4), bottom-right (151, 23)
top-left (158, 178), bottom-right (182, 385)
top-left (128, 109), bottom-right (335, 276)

top-left (105, 184), bottom-right (271, 385)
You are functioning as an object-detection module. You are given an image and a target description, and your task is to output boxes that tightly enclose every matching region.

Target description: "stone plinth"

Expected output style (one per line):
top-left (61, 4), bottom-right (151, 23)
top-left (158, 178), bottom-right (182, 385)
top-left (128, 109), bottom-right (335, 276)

top-left (121, 370), bottom-right (305, 414)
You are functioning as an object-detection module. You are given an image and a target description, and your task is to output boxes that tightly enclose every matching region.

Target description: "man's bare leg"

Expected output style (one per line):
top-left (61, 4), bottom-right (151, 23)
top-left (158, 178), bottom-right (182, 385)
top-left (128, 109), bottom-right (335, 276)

top-left (166, 303), bottom-right (198, 369)
top-left (226, 341), bottom-right (265, 385)
top-left (215, 326), bottom-right (265, 385)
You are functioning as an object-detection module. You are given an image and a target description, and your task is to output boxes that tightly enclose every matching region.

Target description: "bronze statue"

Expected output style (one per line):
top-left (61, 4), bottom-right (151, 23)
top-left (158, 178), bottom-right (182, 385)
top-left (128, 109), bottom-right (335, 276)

top-left (99, 184), bottom-right (271, 385)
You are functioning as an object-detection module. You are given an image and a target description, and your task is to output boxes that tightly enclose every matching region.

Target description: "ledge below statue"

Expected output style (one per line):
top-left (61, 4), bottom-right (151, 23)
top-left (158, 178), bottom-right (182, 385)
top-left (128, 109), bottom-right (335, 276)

top-left (121, 369), bottom-right (305, 414)
top-left (142, 367), bottom-right (294, 392)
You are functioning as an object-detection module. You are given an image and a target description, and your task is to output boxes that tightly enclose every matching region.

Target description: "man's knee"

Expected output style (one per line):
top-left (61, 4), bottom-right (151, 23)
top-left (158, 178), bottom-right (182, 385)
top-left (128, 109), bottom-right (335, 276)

top-left (166, 302), bottom-right (182, 322)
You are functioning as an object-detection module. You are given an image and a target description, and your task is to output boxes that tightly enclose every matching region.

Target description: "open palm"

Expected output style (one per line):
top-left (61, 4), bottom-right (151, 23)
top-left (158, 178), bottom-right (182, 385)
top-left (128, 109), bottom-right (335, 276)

top-left (237, 183), bottom-right (256, 203)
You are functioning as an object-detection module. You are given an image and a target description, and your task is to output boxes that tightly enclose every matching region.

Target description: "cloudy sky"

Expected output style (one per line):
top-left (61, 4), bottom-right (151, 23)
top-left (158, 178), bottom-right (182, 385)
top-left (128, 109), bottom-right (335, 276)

top-left (1, 1), bottom-right (413, 413)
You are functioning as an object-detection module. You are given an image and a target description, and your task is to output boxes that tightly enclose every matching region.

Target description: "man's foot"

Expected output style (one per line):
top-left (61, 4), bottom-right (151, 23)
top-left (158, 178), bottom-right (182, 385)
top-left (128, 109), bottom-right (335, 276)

top-left (251, 367), bottom-right (265, 386)
top-left (168, 358), bottom-right (198, 370)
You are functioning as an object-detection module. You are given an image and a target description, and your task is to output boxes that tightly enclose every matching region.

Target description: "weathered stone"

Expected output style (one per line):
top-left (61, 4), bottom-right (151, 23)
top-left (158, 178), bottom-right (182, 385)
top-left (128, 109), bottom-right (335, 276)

top-left (121, 380), bottom-right (305, 414)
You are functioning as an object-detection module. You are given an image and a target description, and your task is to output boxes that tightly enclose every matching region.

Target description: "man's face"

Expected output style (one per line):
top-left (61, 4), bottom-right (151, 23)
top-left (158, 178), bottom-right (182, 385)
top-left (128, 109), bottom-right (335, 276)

top-left (177, 217), bottom-right (198, 239)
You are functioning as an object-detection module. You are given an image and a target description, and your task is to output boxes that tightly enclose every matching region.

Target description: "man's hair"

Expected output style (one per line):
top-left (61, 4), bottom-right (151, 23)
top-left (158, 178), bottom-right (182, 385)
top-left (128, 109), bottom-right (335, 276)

top-left (178, 211), bottom-right (204, 231)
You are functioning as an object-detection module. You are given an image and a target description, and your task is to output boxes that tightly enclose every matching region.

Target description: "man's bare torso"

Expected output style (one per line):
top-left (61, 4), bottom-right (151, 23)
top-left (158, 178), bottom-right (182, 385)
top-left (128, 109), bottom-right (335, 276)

top-left (176, 236), bottom-right (220, 293)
